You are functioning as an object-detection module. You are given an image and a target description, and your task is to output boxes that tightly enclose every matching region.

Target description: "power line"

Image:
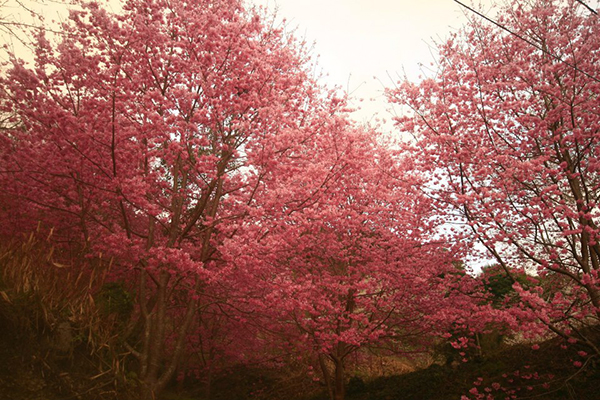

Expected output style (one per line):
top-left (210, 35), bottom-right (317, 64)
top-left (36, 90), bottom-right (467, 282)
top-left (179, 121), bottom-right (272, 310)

top-left (575, 0), bottom-right (598, 15)
top-left (452, 0), bottom-right (600, 84)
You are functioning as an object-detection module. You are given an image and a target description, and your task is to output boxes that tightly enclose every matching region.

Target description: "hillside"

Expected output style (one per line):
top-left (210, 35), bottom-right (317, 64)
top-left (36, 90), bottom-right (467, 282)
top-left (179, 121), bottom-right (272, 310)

top-left (1, 298), bottom-right (598, 400)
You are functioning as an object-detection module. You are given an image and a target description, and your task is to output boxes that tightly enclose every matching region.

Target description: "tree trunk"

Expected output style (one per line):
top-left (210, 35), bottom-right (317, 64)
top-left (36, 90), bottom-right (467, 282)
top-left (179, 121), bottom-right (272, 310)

top-left (333, 357), bottom-right (345, 400)
top-left (138, 271), bottom-right (169, 400)
top-left (319, 353), bottom-right (346, 400)
top-left (319, 354), bottom-right (334, 400)
top-left (205, 359), bottom-right (214, 400)
top-left (139, 380), bottom-right (159, 400)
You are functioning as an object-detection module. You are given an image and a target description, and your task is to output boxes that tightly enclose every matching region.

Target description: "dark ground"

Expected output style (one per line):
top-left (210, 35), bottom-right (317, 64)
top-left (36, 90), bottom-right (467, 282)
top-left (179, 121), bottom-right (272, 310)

top-left (1, 296), bottom-right (599, 400)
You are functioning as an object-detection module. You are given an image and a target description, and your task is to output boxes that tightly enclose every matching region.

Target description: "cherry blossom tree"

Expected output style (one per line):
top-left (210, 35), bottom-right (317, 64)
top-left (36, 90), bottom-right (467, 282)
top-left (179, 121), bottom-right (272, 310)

top-left (389, 0), bottom-right (600, 359)
top-left (222, 122), bottom-right (496, 400)
top-left (0, 0), bottom-right (350, 398)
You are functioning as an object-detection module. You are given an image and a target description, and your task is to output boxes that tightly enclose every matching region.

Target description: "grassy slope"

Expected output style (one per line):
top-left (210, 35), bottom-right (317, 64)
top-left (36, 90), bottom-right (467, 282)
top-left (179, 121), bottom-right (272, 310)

top-left (178, 336), bottom-right (600, 400)
top-left (340, 340), bottom-right (600, 400)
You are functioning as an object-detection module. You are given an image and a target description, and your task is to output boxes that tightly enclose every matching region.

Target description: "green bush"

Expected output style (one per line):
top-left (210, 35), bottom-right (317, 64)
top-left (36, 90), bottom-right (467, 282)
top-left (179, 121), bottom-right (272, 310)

top-left (96, 282), bottom-right (133, 319)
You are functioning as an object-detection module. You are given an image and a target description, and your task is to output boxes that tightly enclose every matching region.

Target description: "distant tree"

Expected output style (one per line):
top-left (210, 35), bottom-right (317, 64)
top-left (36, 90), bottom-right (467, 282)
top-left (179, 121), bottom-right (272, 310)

top-left (479, 264), bottom-right (529, 308)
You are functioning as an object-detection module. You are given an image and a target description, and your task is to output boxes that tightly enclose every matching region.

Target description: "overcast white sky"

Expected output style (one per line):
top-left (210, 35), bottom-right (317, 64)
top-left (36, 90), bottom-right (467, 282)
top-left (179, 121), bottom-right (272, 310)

top-left (251, 0), bottom-right (500, 127)
top-left (250, 0), bottom-right (600, 128)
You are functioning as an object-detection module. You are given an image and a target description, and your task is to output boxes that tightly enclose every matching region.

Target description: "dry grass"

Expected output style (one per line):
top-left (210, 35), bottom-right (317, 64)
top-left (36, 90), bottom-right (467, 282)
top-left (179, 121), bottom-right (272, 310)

top-left (0, 225), bottom-right (132, 397)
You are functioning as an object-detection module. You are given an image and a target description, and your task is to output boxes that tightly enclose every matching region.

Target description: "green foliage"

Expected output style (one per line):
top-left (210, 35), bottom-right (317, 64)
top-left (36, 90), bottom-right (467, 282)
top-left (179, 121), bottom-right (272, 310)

top-left (96, 282), bottom-right (133, 319)
top-left (479, 264), bottom-right (528, 308)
